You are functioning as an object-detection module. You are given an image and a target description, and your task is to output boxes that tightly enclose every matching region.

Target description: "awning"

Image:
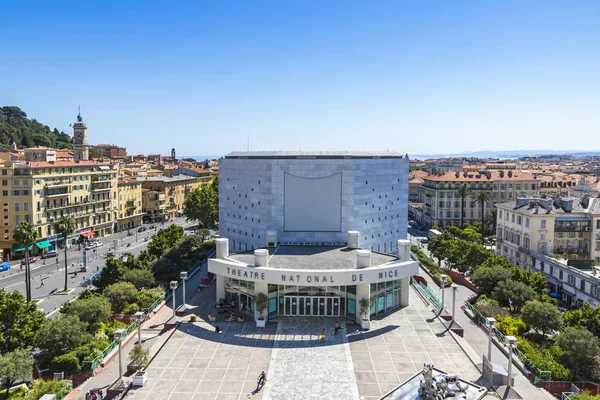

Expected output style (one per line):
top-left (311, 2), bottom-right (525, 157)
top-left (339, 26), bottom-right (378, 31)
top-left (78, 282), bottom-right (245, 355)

top-left (550, 292), bottom-right (560, 298)
top-left (12, 244), bottom-right (33, 252)
top-left (36, 241), bottom-right (52, 249)
top-left (80, 231), bottom-right (95, 237)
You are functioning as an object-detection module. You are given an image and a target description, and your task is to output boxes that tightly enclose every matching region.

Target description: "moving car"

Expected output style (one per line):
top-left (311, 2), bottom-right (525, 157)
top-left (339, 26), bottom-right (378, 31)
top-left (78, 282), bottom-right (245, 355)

top-left (21, 256), bottom-right (37, 265)
top-left (138, 226), bottom-right (147, 233)
top-left (84, 243), bottom-right (97, 251)
top-left (0, 262), bottom-right (10, 272)
top-left (42, 250), bottom-right (58, 259)
top-left (95, 241), bottom-right (104, 247)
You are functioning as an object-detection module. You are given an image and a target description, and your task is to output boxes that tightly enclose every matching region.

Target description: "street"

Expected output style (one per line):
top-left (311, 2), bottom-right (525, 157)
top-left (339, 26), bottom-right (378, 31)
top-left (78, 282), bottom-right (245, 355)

top-left (0, 217), bottom-right (196, 317)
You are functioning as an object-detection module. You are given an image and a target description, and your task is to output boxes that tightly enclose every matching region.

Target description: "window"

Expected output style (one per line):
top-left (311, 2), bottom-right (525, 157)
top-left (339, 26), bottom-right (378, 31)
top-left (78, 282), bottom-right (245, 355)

top-left (559, 270), bottom-right (563, 280)
top-left (15, 215), bottom-right (19, 224)
top-left (13, 180), bottom-right (19, 186)
top-left (511, 214), bottom-right (515, 223)
top-left (525, 218), bottom-right (529, 228)
top-left (499, 210), bottom-right (502, 219)
top-left (517, 216), bottom-right (522, 225)
top-left (14, 202), bottom-right (19, 212)
top-left (541, 220), bottom-right (546, 229)
top-left (24, 202), bottom-right (28, 212)
top-left (568, 275), bottom-right (575, 286)
top-left (581, 280), bottom-right (586, 292)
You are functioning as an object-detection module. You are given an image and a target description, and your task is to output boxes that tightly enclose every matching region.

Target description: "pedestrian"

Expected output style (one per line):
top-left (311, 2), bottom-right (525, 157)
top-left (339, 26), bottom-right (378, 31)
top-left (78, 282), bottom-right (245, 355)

top-left (56, 258), bottom-right (59, 265)
top-left (256, 371), bottom-right (266, 391)
top-left (85, 391), bottom-right (91, 400)
top-left (320, 328), bottom-right (326, 342)
top-left (334, 321), bottom-right (340, 336)
top-left (40, 278), bottom-right (45, 287)
top-left (91, 391), bottom-right (97, 400)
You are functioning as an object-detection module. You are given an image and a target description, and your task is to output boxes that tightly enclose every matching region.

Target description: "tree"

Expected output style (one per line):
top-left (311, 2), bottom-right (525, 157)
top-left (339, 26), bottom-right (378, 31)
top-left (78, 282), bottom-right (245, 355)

top-left (484, 209), bottom-right (498, 236)
top-left (455, 184), bottom-right (472, 228)
top-left (129, 344), bottom-right (150, 372)
top-left (183, 185), bottom-right (217, 228)
top-left (0, 349), bottom-right (33, 398)
top-left (511, 268), bottom-right (547, 298)
top-left (563, 302), bottom-right (600, 337)
top-left (492, 280), bottom-right (537, 313)
top-left (480, 254), bottom-right (513, 270)
top-left (23, 379), bottom-right (71, 400)
top-left (557, 327), bottom-right (600, 379)
top-left (428, 231), bottom-right (454, 267)
top-left (471, 265), bottom-right (512, 296)
top-left (123, 269), bottom-right (156, 290)
top-left (93, 257), bottom-right (125, 292)
top-left (13, 222), bottom-right (38, 302)
top-left (179, 234), bottom-right (202, 257)
top-left (63, 295), bottom-right (112, 325)
top-left (55, 216), bottom-right (75, 292)
top-left (459, 227), bottom-right (481, 243)
top-left (35, 315), bottom-right (88, 359)
top-left (198, 228), bottom-right (210, 242)
top-left (0, 290), bottom-right (46, 354)
top-left (104, 282), bottom-right (138, 314)
top-left (473, 191), bottom-right (493, 242)
top-left (521, 300), bottom-right (562, 339)
top-left (89, 149), bottom-right (102, 159)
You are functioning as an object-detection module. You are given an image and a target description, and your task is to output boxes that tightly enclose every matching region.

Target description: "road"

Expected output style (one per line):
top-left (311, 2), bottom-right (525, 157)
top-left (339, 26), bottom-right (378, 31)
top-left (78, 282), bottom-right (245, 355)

top-left (0, 217), bottom-right (198, 317)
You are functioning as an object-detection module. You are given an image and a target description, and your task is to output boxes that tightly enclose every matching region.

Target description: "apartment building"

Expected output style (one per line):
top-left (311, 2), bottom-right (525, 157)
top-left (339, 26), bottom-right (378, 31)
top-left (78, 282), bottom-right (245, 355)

top-left (0, 150), bottom-right (118, 259)
top-left (139, 175), bottom-right (199, 221)
top-left (117, 178), bottom-right (144, 231)
top-left (94, 144), bottom-right (127, 159)
top-left (496, 195), bottom-right (600, 308)
top-left (416, 170), bottom-right (537, 228)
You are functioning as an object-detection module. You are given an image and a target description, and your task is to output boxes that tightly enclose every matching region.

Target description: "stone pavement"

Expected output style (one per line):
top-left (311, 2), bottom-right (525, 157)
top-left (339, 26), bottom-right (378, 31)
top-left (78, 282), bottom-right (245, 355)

top-left (124, 321), bottom-right (276, 400)
top-left (262, 317), bottom-right (359, 400)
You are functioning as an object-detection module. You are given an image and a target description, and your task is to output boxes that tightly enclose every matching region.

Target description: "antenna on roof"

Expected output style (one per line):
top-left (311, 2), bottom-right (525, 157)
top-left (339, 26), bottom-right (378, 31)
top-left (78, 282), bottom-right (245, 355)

top-left (247, 134), bottom-right (249, 152)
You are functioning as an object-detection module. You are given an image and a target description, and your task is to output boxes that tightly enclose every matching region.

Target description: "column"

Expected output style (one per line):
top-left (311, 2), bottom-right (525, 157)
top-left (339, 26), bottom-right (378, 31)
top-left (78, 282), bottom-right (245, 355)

top-left (400, 277), bottom-right (410, 306)
top-left (216, 274), bottom-right (226, 303)
top-left (356, 283), bottom-right (370, 324)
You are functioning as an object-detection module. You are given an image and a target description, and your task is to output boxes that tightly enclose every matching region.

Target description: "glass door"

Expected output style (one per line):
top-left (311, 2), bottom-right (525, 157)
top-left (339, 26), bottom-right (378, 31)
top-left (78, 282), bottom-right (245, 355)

top-left (333, 297), bottom-right (340, 316)
top-left (304, 297), bottom-right (312, 316)
top-left (291, 297), bottom-right (298, 315)
top-left (299, 297), bottom-right (305, 316)
top-left (326, 298), bottom-right (333, 316)
top-left (285, 297), bottom-right (292, 315)
top-left (319, 297), bottom-right (326, 316)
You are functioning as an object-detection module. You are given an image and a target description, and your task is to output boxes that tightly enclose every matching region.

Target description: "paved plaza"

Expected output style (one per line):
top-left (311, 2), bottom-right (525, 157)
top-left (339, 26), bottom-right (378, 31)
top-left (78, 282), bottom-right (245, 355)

top-left (125, 288), bottom-right (483, 400)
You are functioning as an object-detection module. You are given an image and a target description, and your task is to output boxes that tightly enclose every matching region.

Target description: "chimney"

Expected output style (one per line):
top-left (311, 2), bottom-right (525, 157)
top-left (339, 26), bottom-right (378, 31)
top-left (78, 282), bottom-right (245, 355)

top-left (499, 171), bottom-right (505, 178)
top-left (356, 249), bottom-right (371, 269)
top-left (216, 238), bottom-right (229, 259)
top-left (455, 171), bottom-right (460, 178)
top-left (266, 230), bottom-right (278, 248)
top-left (254, 249), bottom-right (269, 267)
top-left (508, 170), bottom-right (513, 178)
top-left (347, 231), bottom-right (360, 249)
top-left (397, 240), bottom-right (410, 262)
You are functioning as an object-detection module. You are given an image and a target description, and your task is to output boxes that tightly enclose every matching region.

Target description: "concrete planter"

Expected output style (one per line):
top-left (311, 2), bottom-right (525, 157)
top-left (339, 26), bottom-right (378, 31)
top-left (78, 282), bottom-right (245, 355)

top-left (361, 320), bottom-right (371, 330)
top-left (132, 371), bottom-right (147, 387)
top-left (256, 319), bottom-right (266, 328)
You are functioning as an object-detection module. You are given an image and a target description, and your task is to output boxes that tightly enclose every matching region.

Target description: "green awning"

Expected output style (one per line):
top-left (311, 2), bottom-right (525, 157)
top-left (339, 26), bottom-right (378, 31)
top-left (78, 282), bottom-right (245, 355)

top-left (12, 244), bottom-right (33, 252)
top-left (36, 241), bottom-right (52, 249)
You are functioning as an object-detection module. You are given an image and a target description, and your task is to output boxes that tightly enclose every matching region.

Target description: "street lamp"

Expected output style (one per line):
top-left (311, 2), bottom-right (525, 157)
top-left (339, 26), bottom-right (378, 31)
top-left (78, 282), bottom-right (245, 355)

top-left (439, 274), bottom-right (447, 312)
top-left (180, 271), bottom-right (188, 309)
top-left (506, 336), bottom-right (518, 388)
top-left (451, 284), bottom-right (458, 322)
top-left (134, 311), bottom-right (145, 345)
top-left (486, 317), bottom-right (496, 362)
top-left (170, 281), bottom-right (178, 317)
top-left (114, 328), bottom-right (126, 379)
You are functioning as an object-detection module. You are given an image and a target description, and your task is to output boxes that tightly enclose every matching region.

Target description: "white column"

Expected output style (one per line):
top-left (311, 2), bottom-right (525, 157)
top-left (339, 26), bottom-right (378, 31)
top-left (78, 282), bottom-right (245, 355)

top-left (397, 239), bottom-right (410, 261)
top-left (400, 277), bottom-right (410, 306)
top-left (216, 273), bottom-right (226, 303)
top-left (254, 282), bottom-right (268, 322)
top-left (356, 283), bottom-right (370, 324)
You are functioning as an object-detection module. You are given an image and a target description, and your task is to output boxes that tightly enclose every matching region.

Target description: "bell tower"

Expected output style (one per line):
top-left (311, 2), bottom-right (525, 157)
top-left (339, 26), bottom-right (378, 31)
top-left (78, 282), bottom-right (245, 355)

top-left (72, 107), bottom-right (89, 161)
top-left (171, 148), bottom-right (176, 159)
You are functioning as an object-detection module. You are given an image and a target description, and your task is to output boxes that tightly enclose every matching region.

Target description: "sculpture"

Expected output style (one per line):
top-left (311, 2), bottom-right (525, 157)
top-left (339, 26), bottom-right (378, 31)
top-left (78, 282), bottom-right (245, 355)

top-left (418, 363), bottom-right (468, 399)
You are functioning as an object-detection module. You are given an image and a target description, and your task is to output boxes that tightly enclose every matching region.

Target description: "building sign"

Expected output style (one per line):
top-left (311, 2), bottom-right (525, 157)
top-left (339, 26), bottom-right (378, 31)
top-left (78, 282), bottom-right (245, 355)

top-left (208, 258), bottom-right (419, 286)
top-left (82, 251), bottom-right (87, 267)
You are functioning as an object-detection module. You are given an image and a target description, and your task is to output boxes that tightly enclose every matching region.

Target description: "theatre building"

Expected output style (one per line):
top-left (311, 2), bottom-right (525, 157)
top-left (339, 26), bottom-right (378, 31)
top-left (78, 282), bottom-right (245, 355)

top-left (208, 151), bottom-right (418, 323)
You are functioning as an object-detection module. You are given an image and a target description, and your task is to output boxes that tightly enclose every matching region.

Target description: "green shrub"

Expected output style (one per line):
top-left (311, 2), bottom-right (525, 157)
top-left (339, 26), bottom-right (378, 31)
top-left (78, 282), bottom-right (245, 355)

top-left (7, 385), bottom-right (26, 399)
top-left (495, 316), bottom-right (526, 336)
top-left (122, 303), bottom-right (140, 315)
top-left (51, 351), bottom-right (80, 376)
top-left (517, 336), bottom-right (572, 381)
top-left (475, 302), bottom-right (509, 319)
top-left (23, 379), bottom-right (69, 400)
top-left (136, 287), bottom-right (165, 309)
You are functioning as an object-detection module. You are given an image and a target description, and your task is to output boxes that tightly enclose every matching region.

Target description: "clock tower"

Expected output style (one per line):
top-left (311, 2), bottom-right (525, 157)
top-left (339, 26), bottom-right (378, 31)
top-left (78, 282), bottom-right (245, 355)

top-left (73, 109), bottom-right (89, 161)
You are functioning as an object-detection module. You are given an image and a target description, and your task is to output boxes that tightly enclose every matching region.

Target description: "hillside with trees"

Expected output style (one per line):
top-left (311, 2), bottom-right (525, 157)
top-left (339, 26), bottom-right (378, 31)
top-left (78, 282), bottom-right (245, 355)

top-left (0, 106), bottom-right (73, 150)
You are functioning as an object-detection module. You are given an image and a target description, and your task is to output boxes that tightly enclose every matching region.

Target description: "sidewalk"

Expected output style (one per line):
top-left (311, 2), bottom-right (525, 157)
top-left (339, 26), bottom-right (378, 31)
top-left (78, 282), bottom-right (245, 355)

top-left (72, 258), bottom-right (212, 399)
top-left (416, 264), bottom-right (554, 400)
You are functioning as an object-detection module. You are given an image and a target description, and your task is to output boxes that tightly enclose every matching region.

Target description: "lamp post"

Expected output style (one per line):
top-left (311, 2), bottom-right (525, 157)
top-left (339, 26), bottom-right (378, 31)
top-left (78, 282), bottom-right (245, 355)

top-left (114, 328), bottom-right (126, 379)
top-left (486, 317), bottom-right (496, 362)
top-left (180, 271), bottom-right (188, 309)
top-left (439, 274), bottom-right (447, 312)
top-left (134, 311), bottom-right (145, 345)
top-left (451, 284), bottom-right (458, 322)
top-left (506, 336), bottom-right (517, 388)
top-left (170, 281), bottom-right (178, 317)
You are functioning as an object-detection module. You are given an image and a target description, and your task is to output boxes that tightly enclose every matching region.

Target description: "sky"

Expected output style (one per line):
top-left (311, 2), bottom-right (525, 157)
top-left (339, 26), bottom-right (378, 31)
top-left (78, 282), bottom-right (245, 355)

top-left (1, 1), bottom-right (599, 157)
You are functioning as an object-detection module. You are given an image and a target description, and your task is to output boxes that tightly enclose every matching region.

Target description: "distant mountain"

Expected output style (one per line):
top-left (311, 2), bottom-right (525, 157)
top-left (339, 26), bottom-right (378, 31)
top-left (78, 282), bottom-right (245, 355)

top-left (0, 106), bottom-right (73, 150)
top-left (411, 149), bottom-right (600, 159)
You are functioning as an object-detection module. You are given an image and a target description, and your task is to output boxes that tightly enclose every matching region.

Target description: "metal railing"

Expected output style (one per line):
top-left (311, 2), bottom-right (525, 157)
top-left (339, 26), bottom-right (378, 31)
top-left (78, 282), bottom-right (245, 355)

top-left (411, 277), bottom-right (442, 309)
top-left (464, 300), bottom-right (552, 383)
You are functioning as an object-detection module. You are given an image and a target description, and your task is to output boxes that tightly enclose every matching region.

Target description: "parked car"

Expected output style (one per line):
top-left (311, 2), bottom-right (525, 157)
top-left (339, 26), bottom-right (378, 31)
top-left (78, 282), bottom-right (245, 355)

top-left (138, 226), bottom-right (147, 232)
top-left (80, 278), bottom-right (92, 287)
top-left (42, 250), bottom-right (58, 259)
top-left (84, 243), bottom-right (97, 251)
top-left (420, 237), bottom-right (429, 244)
top-left (105, 251), bottom-right (115, 258)
top-left (0, 262), bottom-right (10, 272)
top-left (95, 241), bottom-right (104, 247)
top-left (21, 256), bottom-right (37, 265)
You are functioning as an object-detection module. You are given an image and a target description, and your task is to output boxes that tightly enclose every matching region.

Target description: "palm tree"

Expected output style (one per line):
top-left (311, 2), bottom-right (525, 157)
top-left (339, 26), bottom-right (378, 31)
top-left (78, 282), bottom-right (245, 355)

top-left (455, 184), bottom-right (472, 228)
top-left (474, 191), bottom-right (494, 244)
top-left (484, 209), bottom-right (498, 236)
top-left (13, 222), bottom-right (38, 302)
top-left (55, 216), bottom-right (75, 292)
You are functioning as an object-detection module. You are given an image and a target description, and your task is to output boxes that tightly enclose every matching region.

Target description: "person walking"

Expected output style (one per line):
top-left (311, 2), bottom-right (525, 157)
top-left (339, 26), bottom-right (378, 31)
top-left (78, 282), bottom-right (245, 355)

top-left (320, 328), bottom-right (326, 342)
top-left (40, 278), bottom-right (45, 287)
top-left (334, 321), bottom-right (340, 336)
top-left (256, 371), bottom-right (266, 391)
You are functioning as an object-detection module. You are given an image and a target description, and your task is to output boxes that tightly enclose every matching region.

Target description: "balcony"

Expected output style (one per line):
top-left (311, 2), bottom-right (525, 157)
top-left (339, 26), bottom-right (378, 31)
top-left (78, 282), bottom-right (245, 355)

top-left (518, 246), bottom-right (530, 255)
top-left (555, 222), bottom-right (591, 232)
top-left (45, 188), bottom-right (69, 197)
top-left (496, 237), bottom-right (503, 243)
top-left (92, 181), bottom-right (112, 192)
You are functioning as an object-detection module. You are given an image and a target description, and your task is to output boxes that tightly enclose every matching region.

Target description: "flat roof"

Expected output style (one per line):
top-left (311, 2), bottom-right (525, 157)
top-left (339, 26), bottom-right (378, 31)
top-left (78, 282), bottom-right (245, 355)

top-left (227, 245), bottom-right (397, 270)
top-left (225, 151), bottom-right (403, 159)
top-left (137, 175), bottom-right (198, 183)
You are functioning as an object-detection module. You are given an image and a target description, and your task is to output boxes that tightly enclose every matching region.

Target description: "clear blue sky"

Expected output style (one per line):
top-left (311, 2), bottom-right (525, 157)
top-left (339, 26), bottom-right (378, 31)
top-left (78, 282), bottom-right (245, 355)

top-left (1, 1), bottom-right (599, 157)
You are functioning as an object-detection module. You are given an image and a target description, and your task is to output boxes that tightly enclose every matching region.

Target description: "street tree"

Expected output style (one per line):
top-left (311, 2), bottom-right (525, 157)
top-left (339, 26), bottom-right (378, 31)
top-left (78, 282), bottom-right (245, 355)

top-left (35, 315), bottom-right (88, 359)
top-left (473, 191), bottom-right (493, 242)
top-left (455, 184), bottom-right (472, 228)
top-left (123, 269), bottom-right (156, 290)
top-left (492, 280), bottom-right (537, 313)
top-left (428, 231), bottom-right (454, 267)
top-left (13, 222), bottom-right (38, 302)
top-left (63, 295), bottom-right (112, 325)
top-left (0, 290), bottom-right (45, 354)
top-left (471, 265), bottom-right (512, 296)
top-left (198, 228), bottom-right (210, 242)
top-left (511, 268), bottom-right (548, 298)
top-left (93, 257), bottom-right (125, 292)
top-left (55, 216), bottom-right (75, 292)
top-left (521, 300), bottom-right (562, 339)
top-left (484, 209), bottom-right (498, 236)
top-left (563, 302), bottom-right (600, 337)
top-left (0, 349), bottom-right (33, 398)
top-left (104, 282), bottom-right (138, 314)
top-left (557, 327), bottom-right (600, 380)
top-left (183, 185), bottom-right (217, 228)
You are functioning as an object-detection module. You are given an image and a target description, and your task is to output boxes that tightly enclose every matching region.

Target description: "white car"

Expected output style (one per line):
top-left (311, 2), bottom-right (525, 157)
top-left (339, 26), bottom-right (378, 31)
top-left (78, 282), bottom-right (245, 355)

top-left (84, 243), bottom-right (97, 251)
top-left (95, 241), bottom-right (104, 247)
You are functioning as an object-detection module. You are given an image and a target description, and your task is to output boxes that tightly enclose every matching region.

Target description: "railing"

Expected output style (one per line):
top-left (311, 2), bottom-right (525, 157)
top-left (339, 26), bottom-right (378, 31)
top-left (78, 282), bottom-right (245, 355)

top-left (56, 380), bottom-right (73, 400)
top-left (464, 300), bottom-right (552, 383)
top-left (411, 277), bottom-right (442, 309)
